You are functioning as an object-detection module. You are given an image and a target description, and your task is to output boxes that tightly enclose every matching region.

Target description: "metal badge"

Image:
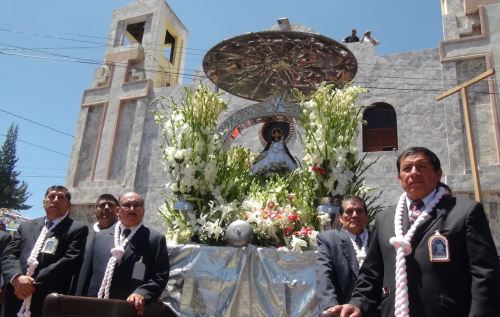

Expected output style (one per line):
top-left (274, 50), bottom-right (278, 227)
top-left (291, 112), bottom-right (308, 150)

top-left (41, 237), bottom-right (59, 255)
top-left (428, 230), bottom-right (450, 262)
top-left (132, 256), bottom-right (146, 281)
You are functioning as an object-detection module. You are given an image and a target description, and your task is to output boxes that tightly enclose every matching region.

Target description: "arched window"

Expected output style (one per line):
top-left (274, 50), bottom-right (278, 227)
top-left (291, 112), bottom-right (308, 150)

top-left (362, 103), bottom-right (398, 152)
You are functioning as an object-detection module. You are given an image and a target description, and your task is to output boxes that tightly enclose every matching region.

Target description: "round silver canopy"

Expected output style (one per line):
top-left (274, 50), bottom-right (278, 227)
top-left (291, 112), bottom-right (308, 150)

top-left (203, 30), bottom-right (358, 101)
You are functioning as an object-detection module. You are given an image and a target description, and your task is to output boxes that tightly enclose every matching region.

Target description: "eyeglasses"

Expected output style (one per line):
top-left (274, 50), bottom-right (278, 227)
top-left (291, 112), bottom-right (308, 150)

top-left (343, 207), bottom-right (366, 216)
top-left (120, 202), bottom-right (144, 209)
top-left (97, 202), bottom-right (117, 209)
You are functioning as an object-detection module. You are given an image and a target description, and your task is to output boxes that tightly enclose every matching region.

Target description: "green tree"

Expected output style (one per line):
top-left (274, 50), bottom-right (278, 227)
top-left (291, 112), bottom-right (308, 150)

top-left (0, 123), bottom-right (31, 210)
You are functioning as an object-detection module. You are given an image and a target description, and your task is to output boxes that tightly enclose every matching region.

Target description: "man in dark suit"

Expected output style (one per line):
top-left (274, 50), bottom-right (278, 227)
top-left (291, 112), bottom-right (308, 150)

top-left (1, 185), bottom-right (88, 317)
top-left (316, 196), bottom-right (370, 312)
top-left (331, 147), bottom-right (500, 317)
top-left (0, 229), bottom-right (12, 312)
top-left (77, 192), bottom-right (169, 315)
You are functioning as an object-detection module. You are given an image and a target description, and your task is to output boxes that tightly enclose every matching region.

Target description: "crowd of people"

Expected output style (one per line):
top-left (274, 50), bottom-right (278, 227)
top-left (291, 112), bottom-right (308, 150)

top-left (1, 146), bottom-right (499, 317)
top-left (0, 187), bottom-right (168, 317)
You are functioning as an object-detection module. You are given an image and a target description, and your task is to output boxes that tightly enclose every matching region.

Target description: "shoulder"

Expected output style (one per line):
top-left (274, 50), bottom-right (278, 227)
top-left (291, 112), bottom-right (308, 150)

top-left (25, 217), bottom-right (44, 226)
top-left (59, 218), bottom-right (89, 237)
top-left (439, 195), bottom-right (480, 217)
top-left (141, 225), bottom-right (165, 241)
top-left (66, 217), bottom-right (89, 230)
top-left (0, 230), bottom-right (11, 242)
top-left (139, 226), bottom-right (167, 251)
top-left (376, 207), bottom-right (396, 221)
top-left (317, 229), bottom-right (346, 244)
top-left (95, 226), bottom-right (114, 238)
top-left (16, 217), bottom-right (42, 231)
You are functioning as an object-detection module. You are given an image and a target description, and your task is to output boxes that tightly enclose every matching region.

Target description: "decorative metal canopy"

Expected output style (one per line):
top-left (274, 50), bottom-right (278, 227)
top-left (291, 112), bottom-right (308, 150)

top-left (203, 30), bottom-right (358, 101)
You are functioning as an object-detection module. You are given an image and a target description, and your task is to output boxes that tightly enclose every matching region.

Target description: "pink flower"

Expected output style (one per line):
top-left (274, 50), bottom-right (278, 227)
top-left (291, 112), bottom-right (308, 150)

top-left (300, 227), bottom-right (313, 236)
top-left (284, 226), bottom-right (295, 236)
top-left (288, 214), bottom-right (299, 222)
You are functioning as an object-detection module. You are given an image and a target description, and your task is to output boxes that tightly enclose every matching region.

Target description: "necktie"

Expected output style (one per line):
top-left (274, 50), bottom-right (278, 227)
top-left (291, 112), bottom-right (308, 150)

top-left (355, 235), bottom-right (363, 248)
top-left (409, 200), bottom-right (424, 224)
top-left (46, 221), bottom-right (54, 230)
top-left (122, 228), bottom-right (131, 239)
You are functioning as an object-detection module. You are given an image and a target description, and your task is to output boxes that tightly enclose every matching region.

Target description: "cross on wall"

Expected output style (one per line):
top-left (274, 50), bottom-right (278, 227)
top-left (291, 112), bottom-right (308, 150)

top-left (71, 47), bottom-right (152, 184)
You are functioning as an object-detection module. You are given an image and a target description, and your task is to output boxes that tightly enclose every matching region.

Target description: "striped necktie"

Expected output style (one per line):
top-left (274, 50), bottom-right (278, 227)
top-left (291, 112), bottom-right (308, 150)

top-left (409, 200), bottom-right (424, 224)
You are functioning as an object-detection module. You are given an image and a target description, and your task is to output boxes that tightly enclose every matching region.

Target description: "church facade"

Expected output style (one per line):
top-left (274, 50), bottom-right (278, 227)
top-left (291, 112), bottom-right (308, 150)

top-left (66, 0), bottom-right (500, 253)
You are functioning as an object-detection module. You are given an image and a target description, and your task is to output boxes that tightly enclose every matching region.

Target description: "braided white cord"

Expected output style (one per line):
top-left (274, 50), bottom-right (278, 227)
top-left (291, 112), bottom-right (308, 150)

top-left (389, 187), bottom-right (446, 317)
top-left (344, 229), bottom-right (367, 266)
top-left (97, 222), bottom-right (140, 299)
top-left (18, 218), bottom-right (64, 317)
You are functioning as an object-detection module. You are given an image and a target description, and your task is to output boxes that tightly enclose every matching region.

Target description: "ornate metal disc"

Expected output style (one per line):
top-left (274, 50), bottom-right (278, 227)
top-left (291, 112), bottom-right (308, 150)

top-left (203, 30), bottom-right (357, 101)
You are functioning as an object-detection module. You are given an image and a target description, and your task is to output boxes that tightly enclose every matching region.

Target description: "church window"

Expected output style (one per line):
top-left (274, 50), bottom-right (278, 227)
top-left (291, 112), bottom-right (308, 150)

top-left (362, 103), bottom-right (398, 152)
top-left (164, 30), bottom-right (176, 64)
top-left (124, 21), bottom-right (145, 44)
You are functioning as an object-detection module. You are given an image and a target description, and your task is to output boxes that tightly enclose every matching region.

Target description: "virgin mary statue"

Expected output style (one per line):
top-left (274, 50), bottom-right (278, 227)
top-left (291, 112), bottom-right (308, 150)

top-left (250, 121), bottom-right (298, 177)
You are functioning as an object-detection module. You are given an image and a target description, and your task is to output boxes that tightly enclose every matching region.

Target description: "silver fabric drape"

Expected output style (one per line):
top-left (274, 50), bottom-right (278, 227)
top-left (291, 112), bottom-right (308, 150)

top-left (163, 244), bottom-right (320, 317)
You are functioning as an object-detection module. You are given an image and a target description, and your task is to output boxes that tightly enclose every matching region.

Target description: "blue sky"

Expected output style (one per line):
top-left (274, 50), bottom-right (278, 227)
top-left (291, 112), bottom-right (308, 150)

top-left (0, 0), bottom-right (443, 218)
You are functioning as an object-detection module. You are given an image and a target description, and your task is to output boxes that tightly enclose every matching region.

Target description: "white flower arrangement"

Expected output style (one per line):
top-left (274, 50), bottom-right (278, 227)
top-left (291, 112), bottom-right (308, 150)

top-left (296, 84), bottom-right (367, 198)
top-left (155, 83), bottom-right (381, 250)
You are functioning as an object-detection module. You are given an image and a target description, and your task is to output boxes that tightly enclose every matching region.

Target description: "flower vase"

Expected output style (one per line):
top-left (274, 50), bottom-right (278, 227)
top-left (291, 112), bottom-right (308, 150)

top-left (174, 198), bottom-right (194, 220)
top-left (315, 197), bottom-right (339, 231)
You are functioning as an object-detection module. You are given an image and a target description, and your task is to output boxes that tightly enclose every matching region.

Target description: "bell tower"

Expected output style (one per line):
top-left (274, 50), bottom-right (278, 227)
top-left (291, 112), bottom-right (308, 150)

top-left (66, 0), bottom-right (187, 215)
top-left (105, 0), bottom-right (187, 87)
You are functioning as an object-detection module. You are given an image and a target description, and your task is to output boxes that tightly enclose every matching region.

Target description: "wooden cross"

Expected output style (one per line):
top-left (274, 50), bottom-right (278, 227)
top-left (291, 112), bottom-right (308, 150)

top-left (436, 69), bottom-right (495, 202)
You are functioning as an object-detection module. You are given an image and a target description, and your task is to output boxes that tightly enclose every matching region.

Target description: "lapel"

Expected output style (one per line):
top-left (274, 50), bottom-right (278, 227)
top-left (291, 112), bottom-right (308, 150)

top-left (119, 225), bottom-right (143, 265)
top-left (366, 229), bottom-right (372, 247)
top-left (107, 227), bottom-right (116, 251)
top-left (340, 231), bottom-right (359, 276)
top-left (412, 197), bottom-right (449, 248)
top-left (31, 218), bottom-right (44, 243)
top-left (402, 204), bottom-right (411, 234)
top-left (45, 216), bottom-right (70, 239)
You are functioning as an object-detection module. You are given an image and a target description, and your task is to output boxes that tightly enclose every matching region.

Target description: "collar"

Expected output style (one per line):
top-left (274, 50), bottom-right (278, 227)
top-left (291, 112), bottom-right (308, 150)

top-left (342, 228), bottom-right (368, 247)
top-left (93, 222), bottom-right (101, 232)
top-left (118, 221), bottom-right (142, 233)
top-left (45, 212), bottom-right (68, 228)
top-left (405, 188), bottom-right (438, 214)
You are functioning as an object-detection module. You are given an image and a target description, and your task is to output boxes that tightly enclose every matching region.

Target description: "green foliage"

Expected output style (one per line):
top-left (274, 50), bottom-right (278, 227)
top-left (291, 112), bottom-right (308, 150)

top-left (217, 146), bottom-right (255, 203)
top-left (0, 123), bottom-right (31, 210)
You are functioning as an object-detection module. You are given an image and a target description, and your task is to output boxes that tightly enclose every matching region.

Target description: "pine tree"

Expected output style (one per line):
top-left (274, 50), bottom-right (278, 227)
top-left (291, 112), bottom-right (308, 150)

top-left (0, 123), bottom-right (31, 210)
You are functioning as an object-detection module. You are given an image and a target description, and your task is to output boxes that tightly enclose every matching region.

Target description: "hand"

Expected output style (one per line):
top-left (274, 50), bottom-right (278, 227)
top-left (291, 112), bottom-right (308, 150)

top-left (328, 304), bottom-right (361, 317)
top-left (12, 275), bottom-right (36, 300)
top-left (127, 293), bottom-right (145, 315)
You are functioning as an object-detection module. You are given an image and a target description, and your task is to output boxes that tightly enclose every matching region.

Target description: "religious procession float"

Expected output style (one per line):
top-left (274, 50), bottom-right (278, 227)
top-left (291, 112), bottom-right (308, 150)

top-left (154, 30), bottom-right (381, 252)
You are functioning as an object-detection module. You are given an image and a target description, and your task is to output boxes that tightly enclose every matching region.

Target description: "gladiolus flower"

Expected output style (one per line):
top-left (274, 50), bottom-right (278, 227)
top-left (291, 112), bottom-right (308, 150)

top-left (312, 165), bottom-right (327, 175)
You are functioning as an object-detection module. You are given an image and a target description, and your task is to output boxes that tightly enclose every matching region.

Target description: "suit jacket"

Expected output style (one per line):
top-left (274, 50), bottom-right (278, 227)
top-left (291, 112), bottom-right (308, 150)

top-left (316, 229), bottom-right (370, 312)
top-left (0, 231), bottom-right (12, 282)
top-left (1, 216), bottom-right (88, 317)
top-left (0, 231), bottom-right (12, 310)
top-left (350, 195), bottom-right (500, 317)
top-left (77, 224), bottom-right (169, 303)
